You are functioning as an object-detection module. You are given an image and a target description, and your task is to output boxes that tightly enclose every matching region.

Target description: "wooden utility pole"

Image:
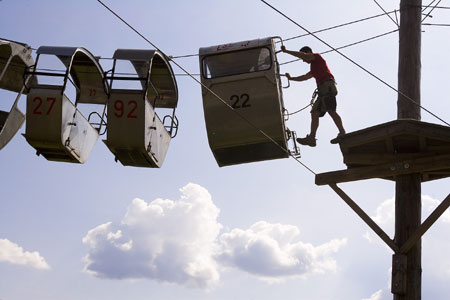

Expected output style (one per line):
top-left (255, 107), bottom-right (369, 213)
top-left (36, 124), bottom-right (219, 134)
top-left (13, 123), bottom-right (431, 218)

top-left (394, 0), bottom-right (422, 299)
top-left (317, 2), bottom-right (450, 300)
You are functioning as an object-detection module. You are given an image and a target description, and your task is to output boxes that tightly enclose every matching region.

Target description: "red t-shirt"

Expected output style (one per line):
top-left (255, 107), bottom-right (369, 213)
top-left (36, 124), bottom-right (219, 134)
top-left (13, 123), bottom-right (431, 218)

top-left (310, 53), bottom-right (334, 85)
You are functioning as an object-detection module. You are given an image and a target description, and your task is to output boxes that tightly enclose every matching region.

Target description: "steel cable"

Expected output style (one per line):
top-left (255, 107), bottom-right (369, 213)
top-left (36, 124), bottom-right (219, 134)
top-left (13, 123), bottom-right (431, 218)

top-left (96, 0), bottom-right (317, 175)
top-left (260, 0), bottom-right (450, 127)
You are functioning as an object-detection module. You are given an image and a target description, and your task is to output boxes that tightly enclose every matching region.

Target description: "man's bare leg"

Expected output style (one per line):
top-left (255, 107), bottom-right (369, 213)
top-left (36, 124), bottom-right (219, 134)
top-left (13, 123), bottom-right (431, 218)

top-left (328, 111), bottom-right (345, 134)
top-left (310, 111), bottom-right (320, 138)
top-left (297, 111), bottom-right (320, 147)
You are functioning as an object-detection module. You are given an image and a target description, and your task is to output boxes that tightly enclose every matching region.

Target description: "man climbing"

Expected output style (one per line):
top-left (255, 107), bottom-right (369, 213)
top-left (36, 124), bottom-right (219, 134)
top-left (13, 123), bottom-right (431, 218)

top-left (281, 45), bottom-right (345, 147)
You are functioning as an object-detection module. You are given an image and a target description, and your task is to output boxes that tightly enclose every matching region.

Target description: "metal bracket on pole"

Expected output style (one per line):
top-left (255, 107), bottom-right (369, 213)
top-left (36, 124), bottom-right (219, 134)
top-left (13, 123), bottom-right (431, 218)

top-left (392, 254), bottom-right (407, 295)
top-left (328, 183), bottom-right (399, 253)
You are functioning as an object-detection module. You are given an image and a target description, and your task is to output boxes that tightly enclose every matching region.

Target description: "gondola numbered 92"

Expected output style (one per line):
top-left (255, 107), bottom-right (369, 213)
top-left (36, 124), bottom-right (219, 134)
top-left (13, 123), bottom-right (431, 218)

top-left (103, 49), bottom-right (179, 168)
top-left (199, 37), bottom-right (298, 167)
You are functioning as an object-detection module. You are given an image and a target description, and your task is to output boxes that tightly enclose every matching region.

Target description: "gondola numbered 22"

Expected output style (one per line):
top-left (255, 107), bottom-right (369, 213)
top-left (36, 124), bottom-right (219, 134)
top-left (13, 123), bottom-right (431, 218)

top-left (199, 37), bottom-right (299, 167)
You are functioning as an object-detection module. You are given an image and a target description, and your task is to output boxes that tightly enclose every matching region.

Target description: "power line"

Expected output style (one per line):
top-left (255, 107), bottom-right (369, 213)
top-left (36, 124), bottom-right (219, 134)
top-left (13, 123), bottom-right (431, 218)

top-left (27, 10), bottom-right (401, 67)
top-left (372, 0), bottom-right (399, 27)
top-left (281, 10), bottom-right (398, 43)
top-left (431, 6), bottom-right (450, 9)
top-left (10, 1), bottom-right (450, 129)
top-left (423, 23), bottom-right (450, 26)
top-left (280, 29), bottom-right (398, 66)
top-left (169, 10), bottom-right (400, 60)
top-left (170, 27), bottom-right (399, 66)
top-left (422, 0), bottom-right (438, 13)
top-left (170, 53), bottom-right (199, 59)
top-left (390, 5), bottom-right (450, 10)
top-left (96, 0), bottom-right (317, 175)
top-left (394, 9), bottom-right (400, 25)
top-left (260, 0), bottom-right (450, 127)
top-left (321, 29), bottom-right (398, 54)
top-left (422, 0), bottom-right (442, 22)
top-left (1, 62), bottom-right (201, 77)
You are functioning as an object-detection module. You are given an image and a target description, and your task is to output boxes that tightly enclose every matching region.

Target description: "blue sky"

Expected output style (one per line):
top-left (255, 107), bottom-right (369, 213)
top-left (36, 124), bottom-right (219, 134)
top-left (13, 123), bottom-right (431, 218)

top-left (1, 1), bottom-right (450, 300)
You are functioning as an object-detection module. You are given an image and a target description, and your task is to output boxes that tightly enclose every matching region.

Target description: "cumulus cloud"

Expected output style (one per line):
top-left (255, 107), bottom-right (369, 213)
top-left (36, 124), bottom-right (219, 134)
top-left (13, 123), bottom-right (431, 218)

top-left (83, 183), bottom-right (347, 288)
top-left (83, 183), bottom-right (222, 289)
top-left (362, 289), bottom-right (391, 300)
top-left (0, 238), bottom-right (50, 270)
top-left (422, 195), bottom-right (450, 223)
top-left (217, 221), bottom-right (347, 282)
top-left (372, 197), bottom-right (395, 227)
top-left (365, 194), bottom-right (450, 244)
top-left (361, 267), bottom-right (392, 300)
top-left (372, 195), bottom-right (450, 226)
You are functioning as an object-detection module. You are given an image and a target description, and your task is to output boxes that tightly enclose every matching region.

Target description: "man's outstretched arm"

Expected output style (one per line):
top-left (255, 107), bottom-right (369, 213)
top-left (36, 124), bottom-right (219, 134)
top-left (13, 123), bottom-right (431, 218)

top-left (281, 46), bottom-right (315, 62)
top-left (285, 72), bottom-right (313, 82)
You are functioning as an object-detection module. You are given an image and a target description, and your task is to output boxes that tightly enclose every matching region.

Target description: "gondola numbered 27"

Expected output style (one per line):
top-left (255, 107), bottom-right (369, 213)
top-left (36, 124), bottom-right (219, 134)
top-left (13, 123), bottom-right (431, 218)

top-left (23, 46), bottom-right (109, 163)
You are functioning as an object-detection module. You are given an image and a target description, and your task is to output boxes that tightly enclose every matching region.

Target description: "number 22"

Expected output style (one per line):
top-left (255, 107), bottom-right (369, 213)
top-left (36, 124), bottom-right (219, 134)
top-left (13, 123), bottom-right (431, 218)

top-left (230, 93), bottom-right (250, 109)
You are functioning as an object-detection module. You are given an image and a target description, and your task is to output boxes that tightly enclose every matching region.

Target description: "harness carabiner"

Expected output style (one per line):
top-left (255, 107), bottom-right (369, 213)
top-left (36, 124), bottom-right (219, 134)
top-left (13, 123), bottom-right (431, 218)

top-left (310, 88), bottom-right (318, 105)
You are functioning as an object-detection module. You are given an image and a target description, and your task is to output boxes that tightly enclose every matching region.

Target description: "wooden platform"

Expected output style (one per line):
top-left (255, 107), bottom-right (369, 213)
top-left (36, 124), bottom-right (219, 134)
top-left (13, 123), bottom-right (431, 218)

top-left (316, 119), bottom-right (450, 185)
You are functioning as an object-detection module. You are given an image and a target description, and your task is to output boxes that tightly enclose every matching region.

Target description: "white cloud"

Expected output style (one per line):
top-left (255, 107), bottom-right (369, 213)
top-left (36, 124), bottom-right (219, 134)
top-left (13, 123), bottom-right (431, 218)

top-left (83, 183), bottom-right (348, 288)
top-left (362, 289), bottom-right (382, 300)
top-left (217, 221), bottom-right (347, 282)
top-left (372, 197), bottom-right (395, 226)
top-left (363, 196), bottom-right (395, 245)
top-left (0, 238), bottom-right (50, 270)
top-left (361, 268), bottom-right (392, 300)
top-left (365, 194), bottom-right (450, 244)
top-left (363, 230), bottom-right (373, 243)
top-left (363, 196), bottom-right (450, 299)
top-left (83, 183), bottom-right (222, 289)
top-left (372, 195), bottom-right (450, 225)
top-left (362, 289), bottom-right (391, 300)
top-left (422, 195), bottom-right (450, 223)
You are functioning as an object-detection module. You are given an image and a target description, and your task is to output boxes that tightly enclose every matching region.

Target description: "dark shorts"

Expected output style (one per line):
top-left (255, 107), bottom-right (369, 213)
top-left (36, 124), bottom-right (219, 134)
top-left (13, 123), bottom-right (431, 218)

top-left (311, 80), bottom-right (338, 117)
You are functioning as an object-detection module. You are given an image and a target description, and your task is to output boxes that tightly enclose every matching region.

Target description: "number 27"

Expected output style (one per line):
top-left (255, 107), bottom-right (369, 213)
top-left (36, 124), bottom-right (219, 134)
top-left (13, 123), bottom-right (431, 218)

top-left (32, 97), bottom-right (56, 115)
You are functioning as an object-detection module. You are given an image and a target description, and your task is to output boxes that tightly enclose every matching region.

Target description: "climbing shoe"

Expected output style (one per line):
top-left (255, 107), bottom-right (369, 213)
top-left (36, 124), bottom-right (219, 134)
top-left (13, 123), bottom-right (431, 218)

top-left (330, 131), bottom-right (345, 144)
top-left (297, 135), bottom-right (316, 147)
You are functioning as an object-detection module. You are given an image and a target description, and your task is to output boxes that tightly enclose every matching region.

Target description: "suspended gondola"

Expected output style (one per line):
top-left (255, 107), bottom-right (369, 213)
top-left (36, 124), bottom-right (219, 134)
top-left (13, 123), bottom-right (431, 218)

top-left (199, 37), bottom-right (299, 167)
top-left (0, 38), bottom-right (36, 150)
top-left (103, 49), bottom-right (178, 168)
top-left (23, 46), bottom-right (109, 163)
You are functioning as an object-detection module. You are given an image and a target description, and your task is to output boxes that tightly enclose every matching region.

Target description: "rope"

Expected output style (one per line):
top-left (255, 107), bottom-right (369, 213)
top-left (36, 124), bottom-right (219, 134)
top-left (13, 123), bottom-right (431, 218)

top-left (96, 0), bottom-right (317, 175)
top-left (260, 0), bottom-right (450, 127)
top-left (286, 103), bottom-right (313, 116)
top-left (285, 89), bottom-right (317, 117)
